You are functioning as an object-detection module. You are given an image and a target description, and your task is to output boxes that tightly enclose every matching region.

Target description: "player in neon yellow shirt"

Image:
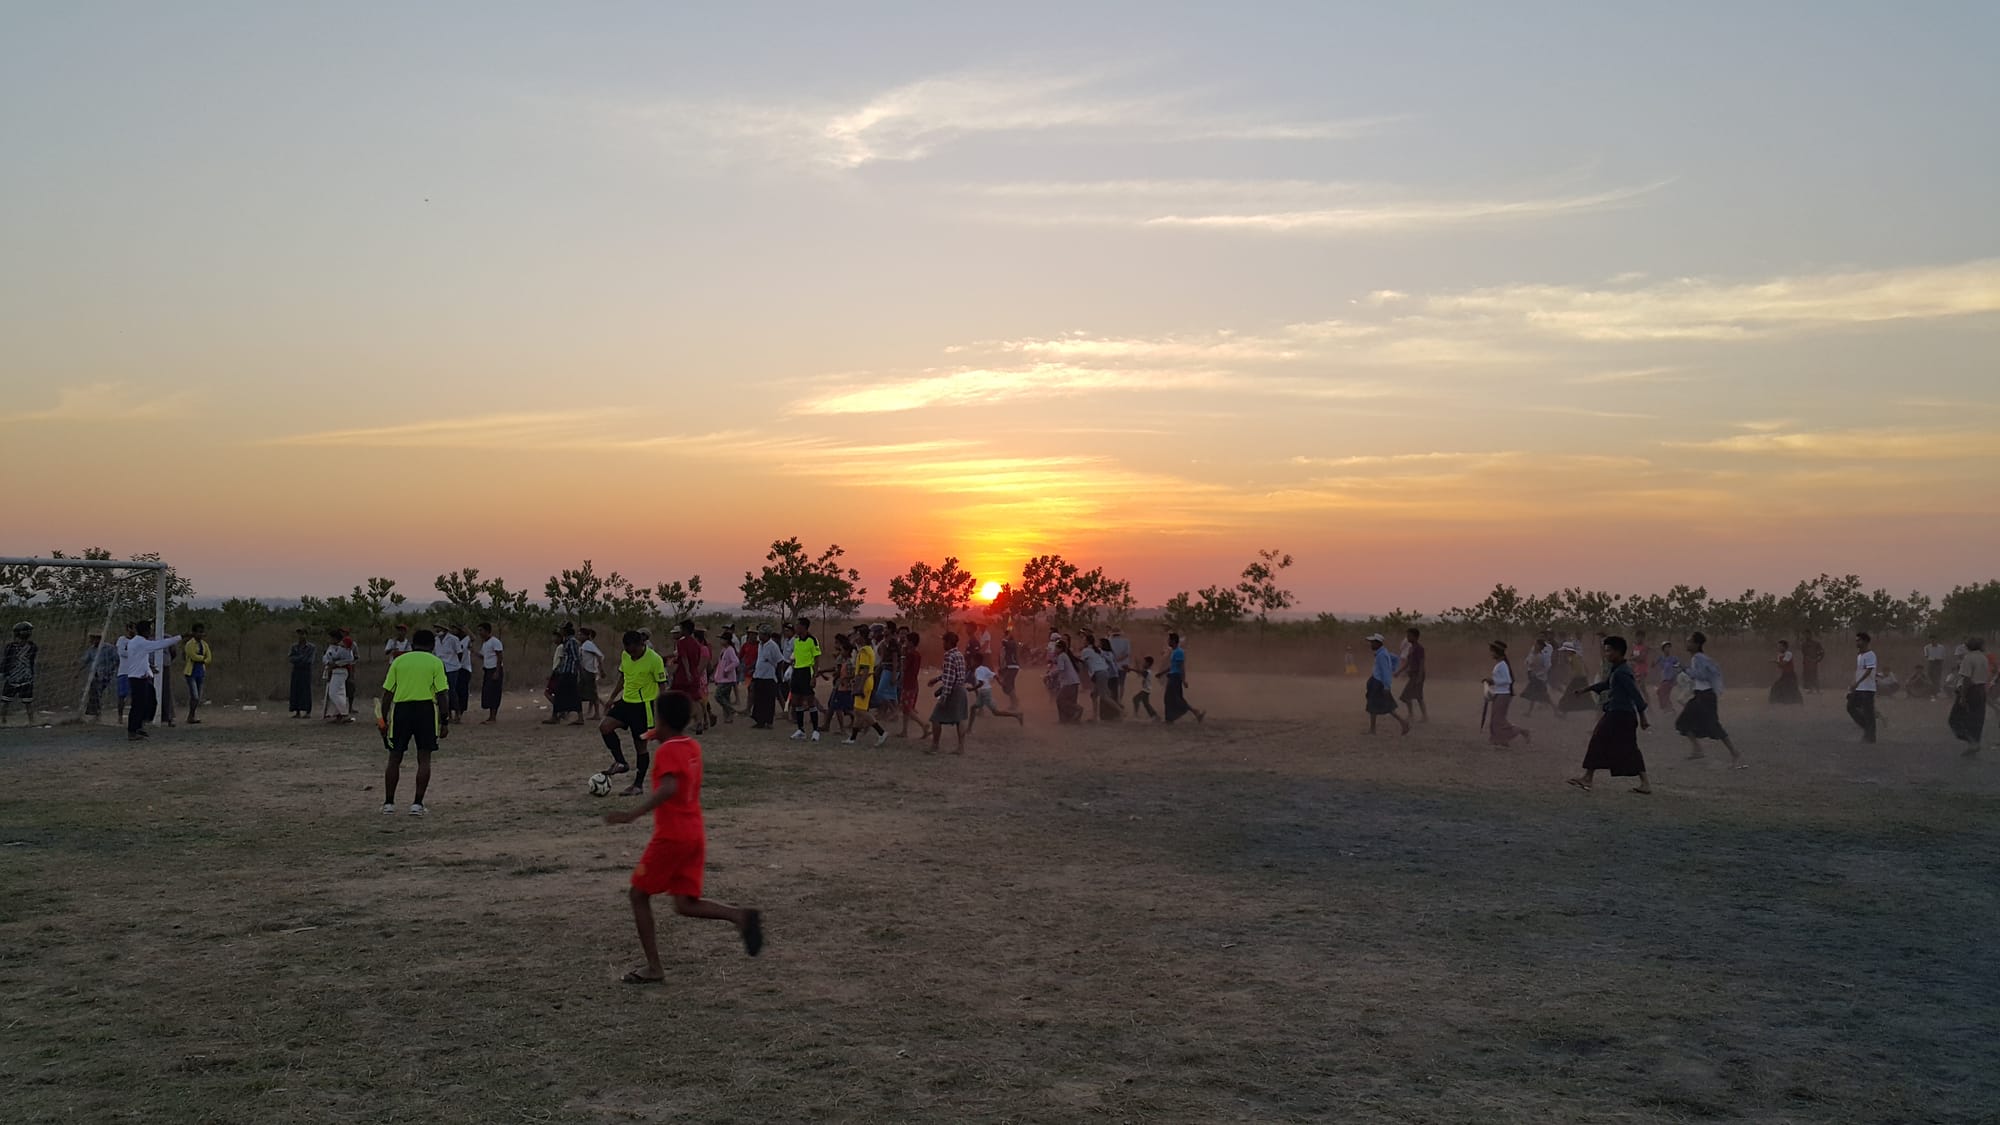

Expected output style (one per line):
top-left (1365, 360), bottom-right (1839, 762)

top-left (788, 616), bottom-right (823, 742)
top-left (378, 629), bottom-right (451, 815)
top-left (601, 629), bottom-right (668, 795)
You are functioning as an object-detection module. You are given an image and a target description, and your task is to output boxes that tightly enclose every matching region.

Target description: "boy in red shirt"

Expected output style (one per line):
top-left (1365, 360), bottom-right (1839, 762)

top-left (603, 692), bottom-right (763, 982)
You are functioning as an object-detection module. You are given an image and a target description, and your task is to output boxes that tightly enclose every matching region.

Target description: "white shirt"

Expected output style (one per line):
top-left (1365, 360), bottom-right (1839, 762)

top-left (1854, 650), bottom-right (1878, 692)
top-left (1779, 650), bottom-right (1793, 666)
top-left (117, 635), bottom-right (180, 680)
top-left (1490, 661), bottom-right (1514, 695)
top-left (1961, 652), bottom-right (1991, 686)
top-left (580, 640), bottom-right (604, 675)
top-left (325, 643), bottom-right (355, 672)
top-left (435, 633), bottom-right (466, 673)
top-left (480, 636), bottom-right (504, 669)
top-left (1923, 643), bottom-right (1946, 662)
top-left (1079, 647), bottom-right (1109, 676)
top-left (384, 637), bottom-right (411, 658)
top-left (973, 665), bottom-right (996, 690)
top-left (754, 640), bottom-right (782, 679)
top-left (1108, 635), bottom-right (1132, 672)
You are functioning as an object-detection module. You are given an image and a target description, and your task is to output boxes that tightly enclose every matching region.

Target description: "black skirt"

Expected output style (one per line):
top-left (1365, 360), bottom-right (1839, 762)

top-left (1365, 677), bottom-right (1398, 715)
top-left (481, 669), bottom-right (504, 710)
top-left (1582, 710), bottom-right (1646, 776)
top-left (1555, 676), bottom-right (1593, 713)
top-left (1770, 667), bottom-right (1803, 705)
top-left (1675, 689), bottom-right (1729, 740)
top-left (1522, 676), bottom-right (1553, 705)
top-left (550, 671), bottom-right (581, 713)
top-left (1948, 683), bottom-right (1986, 744)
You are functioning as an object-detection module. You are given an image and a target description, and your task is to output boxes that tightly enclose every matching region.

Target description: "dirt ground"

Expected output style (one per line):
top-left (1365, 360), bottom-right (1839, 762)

top-left (2, 673), bottom-right (1996, 1124)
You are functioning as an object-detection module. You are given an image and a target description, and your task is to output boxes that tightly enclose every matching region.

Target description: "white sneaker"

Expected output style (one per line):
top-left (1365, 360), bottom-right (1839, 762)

top-left (409, 803), bottom-right (427, 817)
top-left (381, 803), bottom-right (396, 815)
top-left (875, 731), bottom-right (889, 748)
top-left (810, 730), bottom-right (821, 742)
top-left (789, 729), bottom-right (806, 741)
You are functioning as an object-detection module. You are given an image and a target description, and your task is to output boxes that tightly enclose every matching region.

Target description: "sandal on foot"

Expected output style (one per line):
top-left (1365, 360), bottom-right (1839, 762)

top-left (1566, 777), bottom-right (1591, 792)
top-left (621, 970), bottom-right (663, 985)
top-left (1631, 787), bottom-right (1653, 795)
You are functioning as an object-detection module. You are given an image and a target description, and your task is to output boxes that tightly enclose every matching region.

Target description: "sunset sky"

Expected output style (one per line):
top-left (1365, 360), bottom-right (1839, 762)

top-left (4, 3), bottom-right (1997, 612)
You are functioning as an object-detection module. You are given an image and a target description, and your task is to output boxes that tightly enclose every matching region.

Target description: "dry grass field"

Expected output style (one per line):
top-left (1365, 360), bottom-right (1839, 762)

top-left (3, 673), bottom-right (1996, 1124)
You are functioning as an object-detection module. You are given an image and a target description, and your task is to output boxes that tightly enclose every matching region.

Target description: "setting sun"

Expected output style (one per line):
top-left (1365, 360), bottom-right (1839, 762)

top-left (978, 581), bottom-right (1003, 602)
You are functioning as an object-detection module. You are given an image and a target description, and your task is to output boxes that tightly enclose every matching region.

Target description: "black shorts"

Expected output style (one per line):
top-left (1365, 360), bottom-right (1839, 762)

top-left (608, 699), bottom-right (655, 731)
top-left (790, 668), bottom-right (815, 697)
top-left (390, 701), bottom-right (439, 757)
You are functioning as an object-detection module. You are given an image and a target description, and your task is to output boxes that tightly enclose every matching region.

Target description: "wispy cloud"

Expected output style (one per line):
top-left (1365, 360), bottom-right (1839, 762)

top-left (798, 361), bottom-right (1399, 415)
top-left (1660, 426), bottom-right (1992, 459)
top-left (648, 67), bottom-right (1386, 169)
top-left (0, 383), bottom-right (193, 424)
top-left (1422, 260), bottom-right (2000, 341)
top-left (966, 179), bottom-right (1663, 235)
top-left (260, 411), bottom-right (617, 449)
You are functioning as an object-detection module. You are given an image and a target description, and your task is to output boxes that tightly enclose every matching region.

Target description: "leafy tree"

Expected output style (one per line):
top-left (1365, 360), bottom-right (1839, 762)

top-left (1938, 581), bottom-right (2000, 637)
top-left (655, 576), bottom-right (705, 624)
top-left (433, 567), bottom-right (487, 618)
top-left (216, 597), bottom-right (270, 662)
top-left (1235, 549), bottom-right (1296, 623)
top-left (348, 577), bottom-right (407, 655)
top-left (1016, 554), bottom-right (1134, 634)
top-left (600, 575), bottom-right (656, 630)
top-left (1162, 585), bottom-right (1247, 632)
top-left (741, 539), bottom-right (864, 625)
top-left (888, 557), bottom-right (977, 626)
top-left (1444, 583), bottom-right (1526, 635)
top-left (981, 582), bottom-right (1023, 624)
top-left (545, 560), bottom-right (622, 621)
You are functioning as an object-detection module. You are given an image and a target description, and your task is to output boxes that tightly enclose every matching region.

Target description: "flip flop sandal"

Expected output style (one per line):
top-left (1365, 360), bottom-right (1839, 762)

top-left (621, 970), bottom-right (663, 985)
top-left (1565, 778), bottom-right (1591, 792)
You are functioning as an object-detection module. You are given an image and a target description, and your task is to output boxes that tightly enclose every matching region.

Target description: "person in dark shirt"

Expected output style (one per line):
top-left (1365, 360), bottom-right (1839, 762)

top-left (1568, 635), bottom-right (1652, 795)
top-left (1397, 627), bottom-right (1428, 723)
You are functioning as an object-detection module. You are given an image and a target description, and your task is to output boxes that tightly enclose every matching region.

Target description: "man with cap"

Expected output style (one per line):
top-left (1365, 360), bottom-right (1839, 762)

top-left (0, 622), bottom-right (39, 725)
top-left (1364, 633), bottom-right (1410, 735)
top-left (383, 623), bottom-right (412, 662)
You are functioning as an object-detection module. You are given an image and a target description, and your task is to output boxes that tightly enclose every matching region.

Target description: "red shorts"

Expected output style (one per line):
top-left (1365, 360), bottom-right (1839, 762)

top-left (631, 831), bottom-right (705, 897)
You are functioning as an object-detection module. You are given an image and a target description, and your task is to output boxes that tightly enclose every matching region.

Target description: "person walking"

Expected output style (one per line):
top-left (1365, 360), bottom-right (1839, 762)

top-left (1654, 641), bottom-right (1681, 711)
top-left (1800, 635), bottom-right (1825, 693)
top-left (1520, 637), bottom-right (1555, 716)
top-left (1847, 632), bottom-right (1879, 744)
top-left (927, 630), bottom-right (970, 753)
top-left (899, 632), bottom-right (931, 739)
top-left (544, 623), bottom-right (584, 726)
top-left (579, 626), bottom-right (606, 720)
top-left (1130, 656), bottom-right (1160, 720)
top-left (1948, 638), bottom-right (1988, 754)
top-left (1769, 639), bottom-right (1803, 705)
top-left (1483, 641), bottom-right (1529, 746)
top-left (1398, 627), bottom-right (1429, 723)
top-left (1364, 633), bottom-right (1410, 735)
top-left (1050, 638), bottom-right (1085, 725)
top-left (1922, 635), bottom-right (1948, 703)
top-left (711, 628), bottom-right (742, 724)
top-left (1163, 632), bottom-right (1206, 724)
top-left (1568, 635), bottom-right (1652, 794)
top-left (1676, 632), bottom-right (1742, 765)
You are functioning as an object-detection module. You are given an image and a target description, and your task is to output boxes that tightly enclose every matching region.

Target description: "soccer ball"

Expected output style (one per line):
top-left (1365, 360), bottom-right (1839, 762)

top-left (588, 772), bottom-right (612, 797)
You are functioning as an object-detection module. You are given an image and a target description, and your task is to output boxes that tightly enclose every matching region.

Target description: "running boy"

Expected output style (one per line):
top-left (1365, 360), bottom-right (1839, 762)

top-left (603, 692), bottom-right (763, 983)
top-left (1130, 656), bottom-right (1160, 719)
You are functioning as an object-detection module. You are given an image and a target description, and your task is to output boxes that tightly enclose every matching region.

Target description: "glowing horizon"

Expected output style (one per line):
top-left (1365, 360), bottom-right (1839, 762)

top-left (3, 6), bottom-right (1997, 610)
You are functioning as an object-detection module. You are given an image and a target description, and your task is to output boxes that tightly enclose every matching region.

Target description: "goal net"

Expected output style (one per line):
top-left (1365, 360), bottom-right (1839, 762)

top-left (0, 558), bottom-right (169, 728)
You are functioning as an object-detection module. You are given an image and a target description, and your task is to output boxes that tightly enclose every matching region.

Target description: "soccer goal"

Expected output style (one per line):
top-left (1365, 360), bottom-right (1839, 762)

top-left (0, 557), bottom-right (171, 727)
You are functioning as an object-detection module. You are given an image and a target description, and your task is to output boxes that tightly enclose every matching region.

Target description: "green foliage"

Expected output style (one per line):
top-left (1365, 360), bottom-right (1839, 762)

top-left (217, 597), bottom-right (270, 661)
top-left (740, 539), bottom-right (863, 625)
top-left (1937, 581), bottom-right (2000, 638)
top-left (887, 557), bottom-right (977, 626)
top-left (655, 576), bottom-right (704, 624)
top-left (1016, 554), bottom-right (1135, 634)
top-left (1235, 549), bottom-right (1295, 623)
top-left (1162, 585), bottom-right (1247, 632)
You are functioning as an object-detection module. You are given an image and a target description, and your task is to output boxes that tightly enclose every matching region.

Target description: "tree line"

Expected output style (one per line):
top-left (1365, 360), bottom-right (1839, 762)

top-left (6, 546), bottom-right (2000, 656)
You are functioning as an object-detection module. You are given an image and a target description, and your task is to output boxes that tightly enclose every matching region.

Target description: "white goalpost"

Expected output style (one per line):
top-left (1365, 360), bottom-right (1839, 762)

top-left (0, 557), bottom-right (171, 727)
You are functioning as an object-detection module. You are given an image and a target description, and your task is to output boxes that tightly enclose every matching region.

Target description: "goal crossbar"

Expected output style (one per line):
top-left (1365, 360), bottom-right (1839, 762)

top-left (0, 557), bottom-right (170, 571)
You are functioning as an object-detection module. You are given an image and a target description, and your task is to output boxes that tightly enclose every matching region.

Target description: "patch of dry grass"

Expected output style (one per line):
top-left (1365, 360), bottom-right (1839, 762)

top-left (2, 677), bottom-right (1996, 1123)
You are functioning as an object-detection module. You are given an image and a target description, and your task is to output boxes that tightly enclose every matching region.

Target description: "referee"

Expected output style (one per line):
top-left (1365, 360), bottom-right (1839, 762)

top-left (379, 628), bottom-right (450, 817)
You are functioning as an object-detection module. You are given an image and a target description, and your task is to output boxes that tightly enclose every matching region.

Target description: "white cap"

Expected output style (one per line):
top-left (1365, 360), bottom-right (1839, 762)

top-left (1365, 633), bottom-right (1385, 643)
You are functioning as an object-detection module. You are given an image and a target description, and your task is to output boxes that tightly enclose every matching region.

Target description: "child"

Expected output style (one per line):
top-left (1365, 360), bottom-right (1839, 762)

top-left (967, 662), bottom-right (1025, 730)
top-left (1131, 656), bottom-right (1160, 720)
top-left (603, 692), bottom-right (763, 983)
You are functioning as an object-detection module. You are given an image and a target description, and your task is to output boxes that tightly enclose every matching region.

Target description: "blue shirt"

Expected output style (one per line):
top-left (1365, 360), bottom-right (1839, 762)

top-left (1371, 647), bottom-right (1399, 685)
top-left (1168, 646), bottom-right (1186, 677)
